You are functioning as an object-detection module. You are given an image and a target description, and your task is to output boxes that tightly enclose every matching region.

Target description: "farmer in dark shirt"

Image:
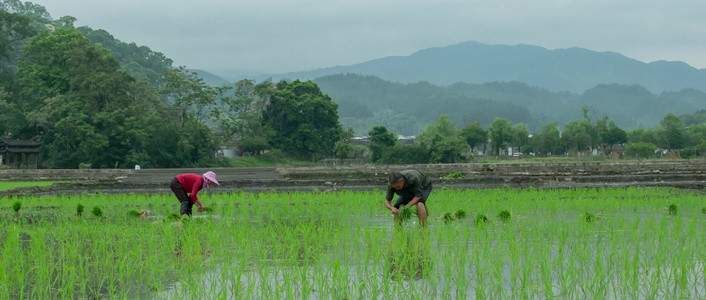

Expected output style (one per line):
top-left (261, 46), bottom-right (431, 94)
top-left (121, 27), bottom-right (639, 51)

top-left (384, 170), bottom-right (432, 226)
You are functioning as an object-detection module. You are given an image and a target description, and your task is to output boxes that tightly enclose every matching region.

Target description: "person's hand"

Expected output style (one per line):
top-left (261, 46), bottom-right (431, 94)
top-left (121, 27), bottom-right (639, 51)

top-left (197, 206), bottom-right (207, 212)
top-left (390, 207), bottom-right (398, 214)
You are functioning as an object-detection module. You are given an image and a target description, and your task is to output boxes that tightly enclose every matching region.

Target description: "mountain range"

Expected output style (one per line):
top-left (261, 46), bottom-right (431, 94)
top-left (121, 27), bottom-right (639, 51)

top-left (213, 41), bottom-right (706, 94)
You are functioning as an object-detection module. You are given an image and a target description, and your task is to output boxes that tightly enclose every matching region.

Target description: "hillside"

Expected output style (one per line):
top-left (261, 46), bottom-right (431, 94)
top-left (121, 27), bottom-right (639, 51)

top-left (252, 41), bottom-right (706, 94)
top-left (314, 74), bottom-right (706, 135)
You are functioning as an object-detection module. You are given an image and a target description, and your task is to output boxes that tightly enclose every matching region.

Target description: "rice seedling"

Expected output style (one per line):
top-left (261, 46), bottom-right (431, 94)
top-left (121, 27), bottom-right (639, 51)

top-left (91, 206), bottom-right (103, 217)
top-left (12, 201), bottom-right (21, 214)
top-left (126, 210), bottom-right (141, 217)
top-left (584, 212), bottom-right (597, 223)
top-left (76, 203), bottom-right (84, 216)
top-left (454, 209), bottom-right (467, 219)
top-left (498, 209), bottom-right (511, 222)
top-left (167, 212), bottom-right (181, 221)
top-left (442, 212), bottom-right (455, 224)
top-left (398, 206), bottom-right (415, 223)
top-left (474, 213), bottom-right (488, 225)
top-left (668, 204), bottom-right (678, 216)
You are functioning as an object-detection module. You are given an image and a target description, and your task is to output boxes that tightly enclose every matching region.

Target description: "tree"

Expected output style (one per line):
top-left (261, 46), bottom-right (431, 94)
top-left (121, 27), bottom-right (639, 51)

top-left (160, 66), bottom-right (224, 126)
top-left (511, 123), bottom-right (529, 153)
top-left (18, 27), bottom-right (219, 168)
top-left (368, 126), bottom-right (398, 163)
top-left (561, 119), bottom-right (593, 152)
top-left (263, 80), bottom-right (343, 159)
top-left (488, 118), bottom-right (513, 155)
top-left (625, 142), bottom-right (656, 160)
top-left (531, 122), bottom-right (561, 155)
top-left (415, 114), bottom-right (459, 145)
top-left (0, 9), bottom-right (35, 80)
top-left (660, 113), bottom-right (686, 150)
top-left (460, 121), bottom-right (488, 154)
top-left (601, 121), bottom-right (627, 154)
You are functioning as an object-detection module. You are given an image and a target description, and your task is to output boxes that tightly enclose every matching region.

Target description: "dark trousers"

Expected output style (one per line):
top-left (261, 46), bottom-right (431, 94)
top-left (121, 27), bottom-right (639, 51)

top-left (393, 187), bottom-right (432, 209)
top-left (170, 177), bottom-right (193, 216)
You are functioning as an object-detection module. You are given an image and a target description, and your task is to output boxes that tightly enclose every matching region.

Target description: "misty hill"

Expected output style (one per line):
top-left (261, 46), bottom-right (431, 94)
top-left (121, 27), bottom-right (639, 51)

top-left (259, 41), bottom-right (706, 94)
top-left (314, 74), bottom-right (706, 135)
top-left (314, 74), bottom-right (540, 136)
top-left (187, 69), bottom-right (232, 87)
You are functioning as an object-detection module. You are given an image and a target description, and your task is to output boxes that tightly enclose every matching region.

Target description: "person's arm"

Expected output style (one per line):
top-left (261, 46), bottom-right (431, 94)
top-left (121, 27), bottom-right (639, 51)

top-left (385, 199), bottom-right (398, 214)
top-left (406, 196), bottom-right (422, 207)
top-left (190, 177), bottom-right (206, 211)
top-left (385, 187), bottom-right (397, 214)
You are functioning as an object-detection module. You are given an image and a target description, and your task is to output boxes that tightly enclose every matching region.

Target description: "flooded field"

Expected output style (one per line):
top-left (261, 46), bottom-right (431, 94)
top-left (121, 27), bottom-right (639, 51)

top-left (2, 187), bottom-right (706, 299)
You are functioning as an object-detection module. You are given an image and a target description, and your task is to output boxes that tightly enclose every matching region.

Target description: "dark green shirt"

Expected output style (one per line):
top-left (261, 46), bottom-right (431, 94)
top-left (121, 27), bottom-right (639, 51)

top-left (386, 170), bottom-right (433, 201)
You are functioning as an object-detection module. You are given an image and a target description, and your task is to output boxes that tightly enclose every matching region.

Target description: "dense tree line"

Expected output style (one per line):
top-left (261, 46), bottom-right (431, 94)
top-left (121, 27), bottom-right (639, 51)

top-left (358, 109), bottom-right (706, 164)
top-left (0, 3), bottom-right (343, 168)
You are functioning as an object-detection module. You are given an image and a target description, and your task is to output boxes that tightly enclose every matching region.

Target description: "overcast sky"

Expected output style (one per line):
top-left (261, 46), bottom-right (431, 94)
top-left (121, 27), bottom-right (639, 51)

top-left (38, 0), bottom-right (706, 75)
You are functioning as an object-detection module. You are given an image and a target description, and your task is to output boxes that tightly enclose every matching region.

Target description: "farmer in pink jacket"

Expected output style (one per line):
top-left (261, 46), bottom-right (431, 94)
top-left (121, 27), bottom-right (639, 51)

top-left (169, 171), bottom-right (219, 216)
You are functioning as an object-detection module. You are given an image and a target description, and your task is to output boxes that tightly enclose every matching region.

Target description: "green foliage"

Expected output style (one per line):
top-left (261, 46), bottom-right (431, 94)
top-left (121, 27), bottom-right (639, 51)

top-left (368, 126), bottom-right (398, 163)
top-left (583, 212), bottom-right (597, 223)
top-left (660, 113), bottom-right (686, 150)
top-left (561, 119), bottom-right (594, 152)
top-left (263, 80), bottom-right (343, 159)
top-left (460, 121), bottom-right (488, 152)
top-left (91, 206), bottom-right (102, 217)
top-left (334, 140), bottom-right (367, 160)
top-left (76, 203), bottom-right (84, 216)
top-left (444, 172), bottom-right (465, 179)
top-left (12, 201), bottom-right (21, 213)
top-left (531, 122), bottom-right (562, 155)
top-left (454, 209), bottom-right (467, 219)
top-left (126, 210), bottom-right (141, 217)
top-left (378, 144), bottom-right (430, 165)
top-left (489, 118), bottom-right (513, 155)
top-left (625, 142), bottom-right (657, 160)
top-left (78, 27), bottom-right (172, 86)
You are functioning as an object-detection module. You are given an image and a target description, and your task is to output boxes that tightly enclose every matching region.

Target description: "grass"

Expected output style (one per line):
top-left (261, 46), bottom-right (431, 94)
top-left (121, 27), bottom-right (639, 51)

top-left (229, 151), bottom-right (318, 168)
top-left (0, 181), bottom-right (62, 191)
top-left (2, 187), bottom-right (706, 299)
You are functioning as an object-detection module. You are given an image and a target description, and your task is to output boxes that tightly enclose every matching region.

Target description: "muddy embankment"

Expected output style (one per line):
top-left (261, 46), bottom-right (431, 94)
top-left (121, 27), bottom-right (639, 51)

top-left (1, 161), bottom-right (706, 196)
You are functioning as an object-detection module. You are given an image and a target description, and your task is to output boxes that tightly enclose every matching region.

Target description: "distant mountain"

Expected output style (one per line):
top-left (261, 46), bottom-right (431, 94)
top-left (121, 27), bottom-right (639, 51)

top-left (314, 74), bottom-right (706, 135)
top-left (246, 41), bottom-right (706, 94)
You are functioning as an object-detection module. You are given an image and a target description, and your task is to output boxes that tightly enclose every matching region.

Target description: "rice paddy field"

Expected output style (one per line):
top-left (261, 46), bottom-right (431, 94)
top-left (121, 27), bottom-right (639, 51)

top-left (2, 187), bottom-right (706, 299)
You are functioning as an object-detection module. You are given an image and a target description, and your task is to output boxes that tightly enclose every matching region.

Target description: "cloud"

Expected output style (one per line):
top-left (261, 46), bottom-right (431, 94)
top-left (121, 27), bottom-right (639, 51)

top-left (39, 0), bottom-right (706, 73)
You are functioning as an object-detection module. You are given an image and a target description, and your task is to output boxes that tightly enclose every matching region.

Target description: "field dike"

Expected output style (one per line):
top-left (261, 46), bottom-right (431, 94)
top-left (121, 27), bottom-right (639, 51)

top-left (1, 161), bottom-right (705, 195)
